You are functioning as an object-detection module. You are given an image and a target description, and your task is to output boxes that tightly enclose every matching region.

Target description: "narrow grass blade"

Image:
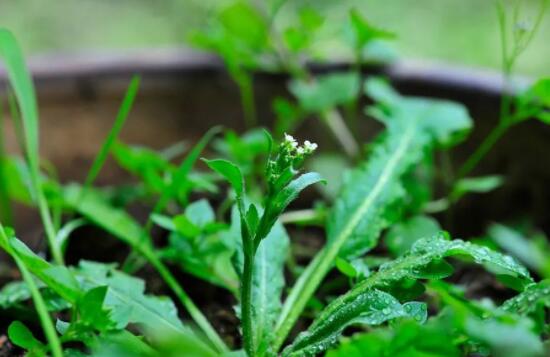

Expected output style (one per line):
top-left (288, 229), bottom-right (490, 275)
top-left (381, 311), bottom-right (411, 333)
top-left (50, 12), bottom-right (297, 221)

top-left (0, 224), bottom-right (63, 357)
top-left (80, 75), bottom-right (141, 201)
top-left (0, 101), bottom-right (13, 225)
top-left (0, 28), bottom-right (62, 264)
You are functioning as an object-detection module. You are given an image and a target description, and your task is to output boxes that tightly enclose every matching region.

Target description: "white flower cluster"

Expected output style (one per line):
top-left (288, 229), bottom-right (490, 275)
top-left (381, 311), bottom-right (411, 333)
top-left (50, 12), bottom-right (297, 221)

top-left (284, 133), bottom-right (318, 156)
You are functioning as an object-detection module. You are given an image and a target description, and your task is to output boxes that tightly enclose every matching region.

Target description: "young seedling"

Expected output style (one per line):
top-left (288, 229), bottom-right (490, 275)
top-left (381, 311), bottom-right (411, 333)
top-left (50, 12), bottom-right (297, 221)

top-left (205, 132), bottom-right (323, 356)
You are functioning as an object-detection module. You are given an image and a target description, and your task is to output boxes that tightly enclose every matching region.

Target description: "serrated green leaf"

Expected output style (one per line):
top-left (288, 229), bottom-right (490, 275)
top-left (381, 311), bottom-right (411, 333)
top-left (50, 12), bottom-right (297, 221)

top-left (326, 317), bottom-right (461, 357)
top-left (310, 233), bottom-right (531, 351)
top-left (328, 79), bottom-right (471, 260)
top-left (275, 79), bottom-right (472, 348)
top-left (161, 201), bottom-right (238, 292)
top-left (75, 261), bottom-right (188, 337)
top-left (366, 78), bottom-right (472, 147)
top-left (8, 237), bottom-right (81, 303)
top-left (518, 78), bottom-right (550, 110)
top-left (78, 286), bottom-right (118, 331)
top-left (283, 290), bottom-right (425, 356)
top-left (410, 259), bottom-right (454, 280)
top-left (501, 280), bottom-right (550, 315)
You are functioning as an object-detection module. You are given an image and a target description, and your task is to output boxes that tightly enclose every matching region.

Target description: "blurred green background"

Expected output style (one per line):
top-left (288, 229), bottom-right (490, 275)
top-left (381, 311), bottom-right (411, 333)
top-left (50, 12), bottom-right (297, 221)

top-left (0, 0), bottom-right (548, 76)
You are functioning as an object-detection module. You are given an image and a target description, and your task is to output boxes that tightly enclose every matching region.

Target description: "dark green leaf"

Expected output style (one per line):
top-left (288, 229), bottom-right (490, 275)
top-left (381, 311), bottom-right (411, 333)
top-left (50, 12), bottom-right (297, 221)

top-left (301, 233), bottom-right (531, 355)
top-left (203, 159), bottom-right (244, 197)
top-left (75, 261), bottom-right (189, 337)
top-left (328, 79), bottom-right (471, 260)
top-left (78, 286), bottom-right (118, 331)
top-left (8, 321), bottom-right (44, 350)
top-left (501, 280), bottom-right (550, 315)
top-left (9, 237), bottom-right (81, 303)
top-left (283, 289), bottom-right (425, 356)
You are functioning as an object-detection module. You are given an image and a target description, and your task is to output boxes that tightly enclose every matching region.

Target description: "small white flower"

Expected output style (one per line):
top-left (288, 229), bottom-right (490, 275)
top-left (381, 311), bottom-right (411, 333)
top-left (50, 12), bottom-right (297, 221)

top-left (296, 147), bottom-right (305, 155)
top-left (303, 140), bottom-right (318, 153)
top-left (284, 133), bottom-right (296, 144)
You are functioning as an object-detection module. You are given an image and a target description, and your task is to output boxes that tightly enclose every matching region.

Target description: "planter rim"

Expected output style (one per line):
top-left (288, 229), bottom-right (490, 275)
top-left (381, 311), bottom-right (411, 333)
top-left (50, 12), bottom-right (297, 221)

top-left (0, 47), bottom-right (531, 96)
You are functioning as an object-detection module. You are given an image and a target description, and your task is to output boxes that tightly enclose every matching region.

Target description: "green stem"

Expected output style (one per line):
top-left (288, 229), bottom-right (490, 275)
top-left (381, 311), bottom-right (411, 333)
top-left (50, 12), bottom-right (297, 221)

top-left (0, 103), bottom-right (13, 226)
top-left (321, 109), bottom-right (359, 158)
top-left (7, 91), bottom-right (63, 265)
top-left (241, 245), bottom-right (255, 357)
top-left (458, 122), bottom-right (509, 179)
top-left (37, 194), bottom-right (64, 265)
top-left (16, 257), bottom-right (64, 357)
top-left (0, 225), bottom-right (63, 357)
top-left (238, 75), bottom-right (257, 129)
top-left (142, 248), bottom-right (228, 353)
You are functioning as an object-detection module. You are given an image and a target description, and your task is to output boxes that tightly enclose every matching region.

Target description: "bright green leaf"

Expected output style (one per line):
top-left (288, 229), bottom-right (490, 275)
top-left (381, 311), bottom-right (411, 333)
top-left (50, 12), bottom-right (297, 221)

top-left (283, 290), bottom-right (425, 356)
top-left (8, 320), bottom-right (44, 350)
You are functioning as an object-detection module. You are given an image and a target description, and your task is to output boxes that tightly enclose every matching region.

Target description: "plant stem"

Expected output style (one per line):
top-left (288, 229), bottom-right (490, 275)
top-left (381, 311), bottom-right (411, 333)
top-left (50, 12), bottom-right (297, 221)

top-left (238, 76), bottom-right (257, 129)
top-left (241, 245), bottom-right (255, 357)
top-left (0, 225), bottom-right (63, 357)
top-left (321, 109), bottom-right (359, 158)
top-left (142, 248), bottom-right (228, 353)
top-left (37, 195), bottom-right (64, 265)
top-left (457, 122), bottom-right (509, 179)
top-left (16, 257), bottom-right (64, 357)
top-left (0, 103), bottom-right (13, 226)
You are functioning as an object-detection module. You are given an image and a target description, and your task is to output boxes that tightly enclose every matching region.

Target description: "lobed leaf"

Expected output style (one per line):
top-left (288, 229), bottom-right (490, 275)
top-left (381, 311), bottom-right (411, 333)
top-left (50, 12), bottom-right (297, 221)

top-left (274, 79), bottom-right (472, 349)
top-left (501, 280), bottom-right (550, 315)
top-left (8, 237), bottom-right (81, 303)
top-left (287, 232), bottom-right (531, 355)
top-left (74, 261), bottom-right (189, 337)
top-left (329, 78), bottom-right (472, 260)
top-left (283, 289), bottom-right (426, 356)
